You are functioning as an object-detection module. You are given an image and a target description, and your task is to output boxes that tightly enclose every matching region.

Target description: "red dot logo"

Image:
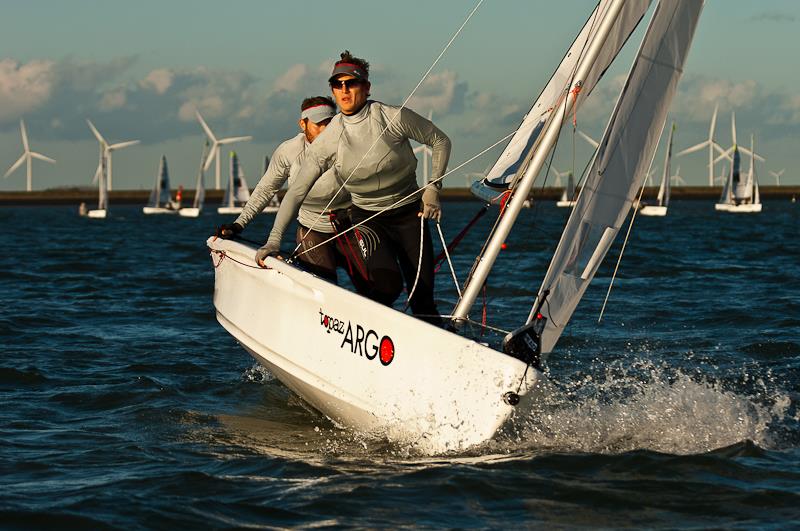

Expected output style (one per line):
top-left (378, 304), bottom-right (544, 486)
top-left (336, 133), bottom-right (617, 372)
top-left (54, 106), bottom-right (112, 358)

top-left (379, 336), bottom-right (394, 366)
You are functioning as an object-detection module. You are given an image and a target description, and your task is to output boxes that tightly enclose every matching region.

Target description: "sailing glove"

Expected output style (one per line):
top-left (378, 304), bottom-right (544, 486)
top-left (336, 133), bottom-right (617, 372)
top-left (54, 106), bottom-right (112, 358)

top-left (421, 186), bottom-right (442, 222)
top-left (218, 222), bottom-right (243, 239)
top-left (255, 241), bottom-right (280, 266)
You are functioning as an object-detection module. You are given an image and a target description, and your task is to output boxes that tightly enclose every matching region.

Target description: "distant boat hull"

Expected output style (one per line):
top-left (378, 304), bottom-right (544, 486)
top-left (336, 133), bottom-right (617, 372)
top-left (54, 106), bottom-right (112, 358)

top-left (143, 206), bottom-right (179, 215)
top-left (178, 208), bottom-right (201, 218)
top-left (715, 202), bottom-right (762, 213)
top-left (556, 200), bottom-right (576, 208)
top-left (87, 209), bottom-right (107, 219)
top-left (218, 206), bottom-right (244, 215)
top-left (639, 205), bottom-right (667, 216)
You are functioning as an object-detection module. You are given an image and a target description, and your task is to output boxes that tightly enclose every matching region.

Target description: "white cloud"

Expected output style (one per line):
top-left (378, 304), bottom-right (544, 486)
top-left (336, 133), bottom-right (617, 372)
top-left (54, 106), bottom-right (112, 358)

top-left (99, 88), bottom-right (127, 110)
top-left (273, 64), bottom-right (307, 93)
top-left (0, 58), bottom-right (55, 121)
top-left (141, 68), bottom-right (173, 94)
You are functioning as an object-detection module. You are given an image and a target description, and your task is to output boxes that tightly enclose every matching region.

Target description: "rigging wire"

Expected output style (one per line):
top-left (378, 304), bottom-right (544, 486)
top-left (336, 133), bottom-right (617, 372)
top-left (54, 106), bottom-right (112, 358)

top-left (436, 221), bottom-right (462, 299)
top-left (597, 181), bottom-right (647, 322)
top-left (403, 215), bottom-right (426, 310)
top-left (294, 0), bottom-right (486, 253)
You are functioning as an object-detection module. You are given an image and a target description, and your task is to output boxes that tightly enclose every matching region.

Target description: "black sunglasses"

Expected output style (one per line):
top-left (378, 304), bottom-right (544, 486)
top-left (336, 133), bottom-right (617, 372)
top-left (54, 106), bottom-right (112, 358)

top-left (330, 78), bottom-right (364, 90)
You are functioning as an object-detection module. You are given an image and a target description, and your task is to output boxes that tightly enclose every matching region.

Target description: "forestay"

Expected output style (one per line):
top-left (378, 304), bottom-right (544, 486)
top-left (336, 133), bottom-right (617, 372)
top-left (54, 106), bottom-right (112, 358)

top-left (533, 0), bottom-right (704, 354)
top-left (471, 0), bottom-right (651, 202)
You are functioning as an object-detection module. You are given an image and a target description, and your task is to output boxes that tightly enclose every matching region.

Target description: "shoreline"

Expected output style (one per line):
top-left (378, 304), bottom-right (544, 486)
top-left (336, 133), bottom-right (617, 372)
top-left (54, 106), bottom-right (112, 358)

top-left (0, 185), bottom-right (797, 205)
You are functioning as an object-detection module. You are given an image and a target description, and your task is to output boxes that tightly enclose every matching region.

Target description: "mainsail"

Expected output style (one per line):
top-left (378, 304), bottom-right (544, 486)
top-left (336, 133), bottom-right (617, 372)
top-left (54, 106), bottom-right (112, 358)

top-left (222, 152), bottom-right (251, 208)
top-left (471, 0), bottom-right (652, 202)
top-left (656, 122), bottom-right (675, 207)
top-left (147, 155), bottom-right (172, 208)
top-left (533, 0), bottom-right (704, 354)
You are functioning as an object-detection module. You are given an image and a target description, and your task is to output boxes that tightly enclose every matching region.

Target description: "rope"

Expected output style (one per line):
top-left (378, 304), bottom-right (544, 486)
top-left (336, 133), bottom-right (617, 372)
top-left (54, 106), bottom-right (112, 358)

top-left (404, 215), bottom-right (426, 310)
top-left (597, 183), bottom-right (647, 322)
top-left (209, 248), bottom-right (268, 270)
top-left (436, 221), bottom-right (462, 299)
top-left (294, 0), bottom-right (485, 254)
top-left (433, 205), bottom-right (487, 272)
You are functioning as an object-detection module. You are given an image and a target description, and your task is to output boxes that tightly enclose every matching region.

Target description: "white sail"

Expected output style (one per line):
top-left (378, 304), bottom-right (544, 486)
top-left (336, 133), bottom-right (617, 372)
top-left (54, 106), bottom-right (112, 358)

top-left (533, 0), bottom-right (704, 354)
top-left (235, 162), bottom-right (251, 204)
top-left (146, 155), bottom-right (172, 208)
top-left (656, 121), bottom-right (675, 206)
top-left (472, 0), bottom-right (652, 201)
top-left (193, 146), bottom-right (207, 210)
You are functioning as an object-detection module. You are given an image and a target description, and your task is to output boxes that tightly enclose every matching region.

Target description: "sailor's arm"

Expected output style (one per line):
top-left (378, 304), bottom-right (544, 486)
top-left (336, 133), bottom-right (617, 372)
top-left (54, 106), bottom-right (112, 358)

top-left (235, 147), bottom-right (292, 228)
top-left (257, 146), bottom-right (334, 264)
top-left (390, 106), bottom-right (451, 187)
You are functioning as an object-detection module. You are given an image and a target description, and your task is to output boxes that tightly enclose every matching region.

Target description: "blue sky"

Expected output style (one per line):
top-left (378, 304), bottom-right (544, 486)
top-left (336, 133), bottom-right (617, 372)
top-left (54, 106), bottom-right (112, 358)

top-left (1, 0), bottom-right (798, 191)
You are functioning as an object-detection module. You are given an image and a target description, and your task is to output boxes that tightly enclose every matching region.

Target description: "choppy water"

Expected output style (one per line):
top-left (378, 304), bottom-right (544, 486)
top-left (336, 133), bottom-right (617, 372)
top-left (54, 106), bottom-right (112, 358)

top-left (2, 201), bottom-right (799, 528)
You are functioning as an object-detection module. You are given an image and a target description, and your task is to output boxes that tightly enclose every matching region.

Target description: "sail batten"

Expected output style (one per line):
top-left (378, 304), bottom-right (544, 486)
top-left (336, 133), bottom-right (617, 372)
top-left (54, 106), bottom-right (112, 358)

top-left (534, 0), bottom-right (704, 355)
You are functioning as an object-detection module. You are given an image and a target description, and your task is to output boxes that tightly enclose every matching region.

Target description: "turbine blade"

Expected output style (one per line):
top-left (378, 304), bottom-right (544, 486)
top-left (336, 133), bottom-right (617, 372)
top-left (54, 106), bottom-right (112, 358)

top-left (218, 135), bottom-right (253, 145)
top-left (30, 152), bottom-right (56, 164)
top-left (709, 104), bottom-right (718, 140)
top-left (86, 119), bottom-right (105, 144)
top-left (203, 143), bottom-right (218, 171)
top-left (20, 120), bottom-right (30, 152)
top-left (675, 141), bottom-right (708, 157)
top-left (714, 148), bottom-right (733, 164)
top-left (577, 130), bottom-right (599, 148)
top-left (195, 110), bottom-right (216, 142)
top-left (4, 154), bottom-right (26, 178)
top-left (108, 140), bottom-right (140, 151)
top-left (738, 146), bottom-right (765, 162)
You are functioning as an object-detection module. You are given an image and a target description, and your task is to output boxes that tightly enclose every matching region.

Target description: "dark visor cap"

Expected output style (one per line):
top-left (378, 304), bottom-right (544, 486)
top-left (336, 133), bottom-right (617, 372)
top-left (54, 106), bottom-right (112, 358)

top-left (328, 62), bottom-right (368, 83)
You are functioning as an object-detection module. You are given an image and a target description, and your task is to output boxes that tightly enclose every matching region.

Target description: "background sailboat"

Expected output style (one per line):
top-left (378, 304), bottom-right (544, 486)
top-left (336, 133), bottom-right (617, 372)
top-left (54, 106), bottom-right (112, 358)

top-left (639, 121), bottom-right (675, 216)
top-left (87, 149), bottom-right (108, 219)
top-left (179, 142), bottom-right (209, 218)
top-left (143, 155), bottom-right (179, 214)
top-left (217, 151), bottom-right (251, 215)
top-left (715, 133), bottom-right (762, 213)
top-left (555, 168), bottom-right (577, 207)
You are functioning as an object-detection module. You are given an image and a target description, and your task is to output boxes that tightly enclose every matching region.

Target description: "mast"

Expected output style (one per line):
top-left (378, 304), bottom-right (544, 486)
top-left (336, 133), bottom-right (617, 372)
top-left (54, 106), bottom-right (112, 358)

top-left (452, 0), bottom-right (627, 322)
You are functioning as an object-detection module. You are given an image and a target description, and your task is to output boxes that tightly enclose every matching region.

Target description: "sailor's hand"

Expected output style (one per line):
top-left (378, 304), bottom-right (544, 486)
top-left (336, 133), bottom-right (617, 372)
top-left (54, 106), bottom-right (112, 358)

top-left (217, 222), bottom-right (243, 239)
top-left (255, 241), bottom-right (281, 267)
top-left (421, 186), bottom-right (442, 222)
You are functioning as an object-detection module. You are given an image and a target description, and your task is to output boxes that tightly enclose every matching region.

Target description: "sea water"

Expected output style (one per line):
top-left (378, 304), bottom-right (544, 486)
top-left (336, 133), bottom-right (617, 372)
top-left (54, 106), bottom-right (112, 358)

top-left (1, 201), bottom-right (799, 528)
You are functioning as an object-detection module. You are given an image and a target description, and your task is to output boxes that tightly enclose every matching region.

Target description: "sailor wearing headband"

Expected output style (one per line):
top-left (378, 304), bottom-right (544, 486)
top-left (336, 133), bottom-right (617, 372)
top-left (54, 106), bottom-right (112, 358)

top-left (218, 96), bottom-right (365, 286)
top-left (259, 50), bottom-right (450, 325)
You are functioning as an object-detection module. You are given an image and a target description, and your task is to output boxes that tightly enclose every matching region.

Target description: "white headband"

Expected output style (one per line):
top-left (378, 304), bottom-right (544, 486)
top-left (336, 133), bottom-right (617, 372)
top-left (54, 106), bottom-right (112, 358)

top-left (301, 104), bottom-right (336, 123)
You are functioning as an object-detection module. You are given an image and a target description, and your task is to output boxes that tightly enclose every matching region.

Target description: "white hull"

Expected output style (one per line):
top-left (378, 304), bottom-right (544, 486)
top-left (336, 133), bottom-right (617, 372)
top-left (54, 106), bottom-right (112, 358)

top-left (208, 237), bottom-right (541, 454)
top-left (178, 207), bottom-right (201, 218)
top-left (639, 205), bottom-right (667, 217)
top-left (715, 202), bottom-right (762, 213)
top-left (556, 200), bottom-right (576, 208)
top-left (218, 206), bottom-right (244, 215)
top-left (87, 209), bottom-right (107, 219)
top-left (143, 206), bottom-right (178, 215)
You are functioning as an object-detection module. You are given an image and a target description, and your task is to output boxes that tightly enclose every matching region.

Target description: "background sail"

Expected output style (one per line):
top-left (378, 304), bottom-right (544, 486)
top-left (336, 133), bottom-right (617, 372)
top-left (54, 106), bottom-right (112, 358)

top-left (534, 0), bottom-right (704, 355)
top-left (147, 155), bottom-right (171, 208)
top-left (472, 0), bottom-right (651, 202)
top-left (656, 122), bottom-right (675, 206)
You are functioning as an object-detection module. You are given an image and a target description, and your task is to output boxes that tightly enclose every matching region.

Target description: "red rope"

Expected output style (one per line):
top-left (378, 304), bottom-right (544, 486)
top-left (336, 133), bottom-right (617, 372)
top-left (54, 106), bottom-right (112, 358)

top-left (211, 249), bottom-right (226, 268)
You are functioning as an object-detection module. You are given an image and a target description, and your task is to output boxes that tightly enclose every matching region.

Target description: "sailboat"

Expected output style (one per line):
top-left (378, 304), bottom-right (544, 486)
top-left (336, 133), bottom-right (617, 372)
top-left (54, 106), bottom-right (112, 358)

top-left (143, 155), bottom-right (179, 214)
top-left (207, 0), bottom-right (703, 453)
top-left (555, 170), bottom-right (577, 207)
top-left (715, 133), bottom-right (762, 213)
top-left (639, 121), bottom-right (675, 216)
top-left (217, 151), bottom-right (251, 215)
top-left (87, 149), bottom-right (109, 219)
top-left (179, 143), bottom-right (209, 218)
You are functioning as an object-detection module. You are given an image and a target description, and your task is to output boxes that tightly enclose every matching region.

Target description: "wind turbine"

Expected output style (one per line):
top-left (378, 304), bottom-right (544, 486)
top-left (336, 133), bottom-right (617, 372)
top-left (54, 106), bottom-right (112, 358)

top-left (195, 110), bottom-right (253, 189)
top-left (4, 120), bottom-right (56, 191)
top-left (675, 103), bottom-right (725, 186)
top-left (549, 165), bottom-right (571, 187)
top-left (770, 169), bottom-right (785, 186)
top-left (712, 112), bottom-right (765, 166)
top-left (670, 165), bottom-right (687, 186)
top-left (86, 119), bottom-right (139, 191)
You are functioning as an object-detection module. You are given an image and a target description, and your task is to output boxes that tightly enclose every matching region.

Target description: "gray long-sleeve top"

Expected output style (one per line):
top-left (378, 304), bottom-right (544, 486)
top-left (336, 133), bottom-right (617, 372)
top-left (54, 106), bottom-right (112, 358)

top-left (266, 101), bottom-right (451, 248)
top-left (234, 133), bottom-right (350, 233)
